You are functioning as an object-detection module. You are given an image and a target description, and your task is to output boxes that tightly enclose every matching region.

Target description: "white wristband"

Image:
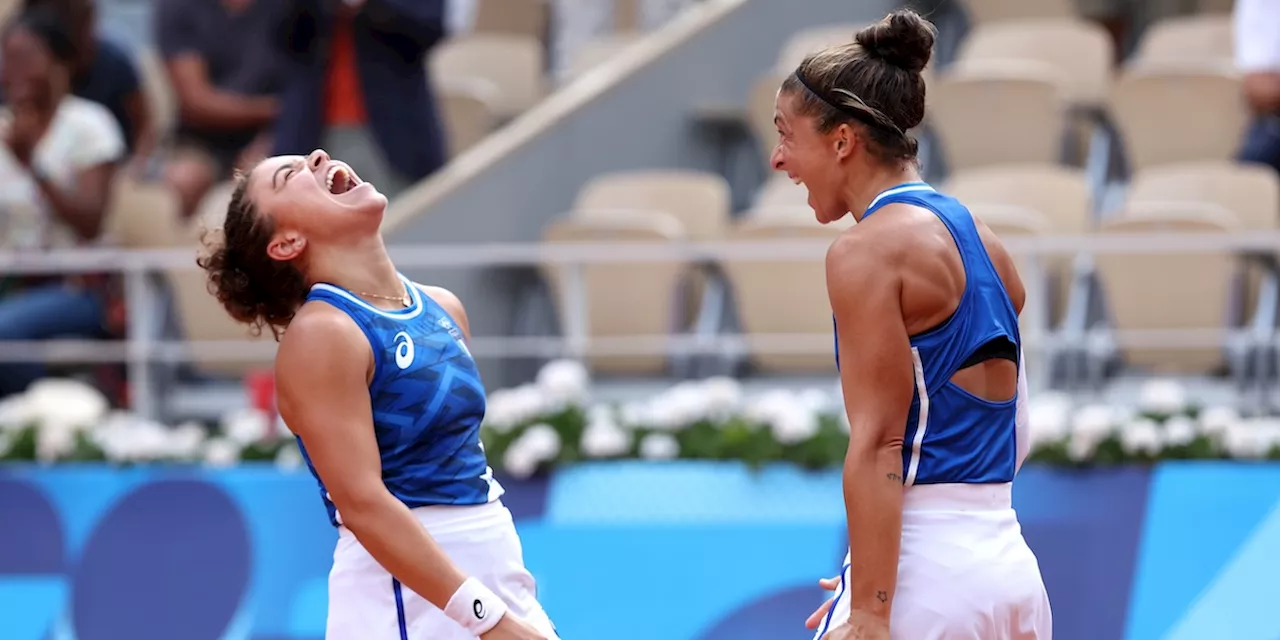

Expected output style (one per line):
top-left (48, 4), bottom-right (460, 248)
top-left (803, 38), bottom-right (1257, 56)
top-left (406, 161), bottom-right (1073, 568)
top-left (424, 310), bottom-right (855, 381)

top-left (444, 577), bottom-right (508, 635)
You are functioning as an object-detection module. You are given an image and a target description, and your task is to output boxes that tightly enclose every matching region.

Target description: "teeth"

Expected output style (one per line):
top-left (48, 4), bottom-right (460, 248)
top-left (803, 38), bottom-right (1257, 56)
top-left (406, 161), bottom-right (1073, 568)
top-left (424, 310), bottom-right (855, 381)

top-left (325, 165), bottom-right (349, 193)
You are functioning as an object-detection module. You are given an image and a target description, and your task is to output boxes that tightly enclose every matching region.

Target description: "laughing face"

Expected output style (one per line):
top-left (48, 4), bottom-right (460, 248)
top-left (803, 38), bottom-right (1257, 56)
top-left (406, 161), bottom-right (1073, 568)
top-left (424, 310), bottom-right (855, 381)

top-left (769, 90), bottom-right (855, 225)
top-left (245, 149), bottom-right (388, 262)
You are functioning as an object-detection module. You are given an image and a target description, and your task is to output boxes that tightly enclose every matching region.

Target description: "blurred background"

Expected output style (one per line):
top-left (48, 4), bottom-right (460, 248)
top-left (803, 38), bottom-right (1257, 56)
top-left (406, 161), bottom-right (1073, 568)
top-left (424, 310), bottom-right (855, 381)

top-left (0, 0), bottom-right (1278, 638)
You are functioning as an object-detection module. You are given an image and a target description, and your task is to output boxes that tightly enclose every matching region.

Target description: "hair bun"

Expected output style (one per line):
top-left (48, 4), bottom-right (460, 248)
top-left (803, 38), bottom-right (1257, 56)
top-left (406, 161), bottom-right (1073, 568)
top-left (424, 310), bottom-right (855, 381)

top-left (855, 9), bottom-right (936, 74)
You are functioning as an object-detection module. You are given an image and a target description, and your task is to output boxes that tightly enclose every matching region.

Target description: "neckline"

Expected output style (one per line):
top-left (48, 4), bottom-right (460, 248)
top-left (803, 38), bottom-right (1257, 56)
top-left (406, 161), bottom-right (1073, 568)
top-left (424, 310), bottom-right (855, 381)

top-left (865, 182), bottom-right (934, 215)
top-left (310, 273), bottom-right (425, 320)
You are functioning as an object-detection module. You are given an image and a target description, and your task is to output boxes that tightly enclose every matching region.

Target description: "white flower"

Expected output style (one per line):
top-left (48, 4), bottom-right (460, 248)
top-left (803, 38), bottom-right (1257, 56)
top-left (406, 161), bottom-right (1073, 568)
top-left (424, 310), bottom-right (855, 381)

top-left (1198, 405), bottom-right (1239, 438)
top-left (699, 377), bottom-right (743, 422)
top-left (274, 443), bottom-right (305, 471)
top-left (485, 385), bottom-right (549, 433)
top-left (168, 422), bottom-right (209, 460)
top-left (1162, 416), bottom-right (1197, 447)
top-left (618, 400), bottom-right (651, 428)
top-left (1067, 404), bottom-right (1116, 461)
top-left (1027, 393), bottom-right (1072, 448)
top-left (580, 409), bottom-right (631, 458)
top-left (639, 432), bottom-right (679, 460)
top-left (502, 438), bottom-right (542, 480)
top-left (0, 395), bottom-right (34, 432)
top-left (36, 422), bottom-right (78, 462)
top-left (535, 360), bottom-right (590, 410)
top-left (25, 378), bottom-right (109, 433)
top-left (1138, 379), bottom-right (1187, 415)
top-left (1228, 418), bottom-right (1280, 459)
top-left (92, 412), bottom-right (178, 463)
top-left (202, 438), bottom-right (242, 467)
top-left (1119, 419), bottom-right (1162, 456)
top-left (518, 423), bottom-right (562, 461)
top-left (220, 408), bottom-right (272, 445)
top-left (648, 382), bottom-right (709, 431)
top-left (0, 431), bottom-right (11, 457)
top-left (745, 389), bottom-right (818, 444)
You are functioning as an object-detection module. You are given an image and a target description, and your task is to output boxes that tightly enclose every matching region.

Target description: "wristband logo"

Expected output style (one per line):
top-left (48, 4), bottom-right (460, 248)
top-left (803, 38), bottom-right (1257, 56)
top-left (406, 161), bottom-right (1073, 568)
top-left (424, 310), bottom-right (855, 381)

top-left (474, 598), bottom-right (486, 620)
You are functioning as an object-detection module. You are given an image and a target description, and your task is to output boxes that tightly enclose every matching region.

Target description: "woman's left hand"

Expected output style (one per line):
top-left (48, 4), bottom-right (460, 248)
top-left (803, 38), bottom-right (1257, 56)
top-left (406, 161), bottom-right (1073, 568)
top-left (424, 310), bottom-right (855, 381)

top-left (820, 611), bottom-right (889, 640)
top-left (3, 101), bottom-right (48, 168)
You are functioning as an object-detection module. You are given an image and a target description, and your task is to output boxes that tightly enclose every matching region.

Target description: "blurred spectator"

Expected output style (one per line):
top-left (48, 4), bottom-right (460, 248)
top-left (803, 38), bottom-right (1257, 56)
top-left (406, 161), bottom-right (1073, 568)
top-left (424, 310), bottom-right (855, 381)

top-left (1074, 0), bottom-right (1202, 63)
top-left (18, 0), bottom-right (156, 171)
top-left (153, 0), bottom-right (285, 218)
top-left (271, 0), bottom-right (449, 197)
top-left (0, 6), bottom-right (124, 396)
top-left (1235, 0), bottom-right (1280, 174)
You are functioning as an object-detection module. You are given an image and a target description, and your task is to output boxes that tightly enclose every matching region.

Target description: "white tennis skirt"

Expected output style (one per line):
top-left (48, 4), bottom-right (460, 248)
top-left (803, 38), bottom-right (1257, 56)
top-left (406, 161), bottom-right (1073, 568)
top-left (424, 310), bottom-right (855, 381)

top-left (326, 500), bottom-right (560, 640)
top-left (813, 483), bottom-right (1052, 640)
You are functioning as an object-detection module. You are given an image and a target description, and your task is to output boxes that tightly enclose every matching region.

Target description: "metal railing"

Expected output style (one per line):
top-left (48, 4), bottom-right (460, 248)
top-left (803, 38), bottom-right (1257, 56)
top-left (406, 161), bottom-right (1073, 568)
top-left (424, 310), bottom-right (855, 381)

top-left (0, 230), bottom-right (1276, 418)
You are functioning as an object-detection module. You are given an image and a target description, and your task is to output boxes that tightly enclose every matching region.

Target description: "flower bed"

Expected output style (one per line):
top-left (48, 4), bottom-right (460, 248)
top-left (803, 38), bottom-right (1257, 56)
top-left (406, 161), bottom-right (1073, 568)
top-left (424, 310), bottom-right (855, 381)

top-left (2, 362), bottom-right (1278, 472)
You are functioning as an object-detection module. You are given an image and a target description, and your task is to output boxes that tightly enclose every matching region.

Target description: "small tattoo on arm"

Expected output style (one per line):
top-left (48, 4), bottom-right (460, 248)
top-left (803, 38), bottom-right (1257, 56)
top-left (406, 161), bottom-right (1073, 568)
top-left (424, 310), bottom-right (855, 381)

top-left (876, 590), bottom-right (888, 603)
top-left (886, 472), bottom-right (903, 483)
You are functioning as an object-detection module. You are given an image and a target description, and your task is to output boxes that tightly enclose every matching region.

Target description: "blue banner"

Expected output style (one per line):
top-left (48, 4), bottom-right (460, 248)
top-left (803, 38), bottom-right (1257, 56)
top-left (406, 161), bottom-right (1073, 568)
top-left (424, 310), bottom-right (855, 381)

top-left (1, 462), bottom-right (1277, 640)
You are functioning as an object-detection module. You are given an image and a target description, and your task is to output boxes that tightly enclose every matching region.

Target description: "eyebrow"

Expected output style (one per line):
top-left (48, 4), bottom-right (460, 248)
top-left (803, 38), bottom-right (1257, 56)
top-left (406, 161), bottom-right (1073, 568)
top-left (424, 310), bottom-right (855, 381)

top-left (271, 160), bottom-right (301, 191)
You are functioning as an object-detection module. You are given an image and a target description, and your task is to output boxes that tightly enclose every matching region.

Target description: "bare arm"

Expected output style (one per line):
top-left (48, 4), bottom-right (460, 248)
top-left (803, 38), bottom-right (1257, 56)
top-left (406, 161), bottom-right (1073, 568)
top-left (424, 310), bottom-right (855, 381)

top-left (276, 304), bottom-right (469, 607)
top-left (122, 89), bottom-right (159, 165)
top-left (165, 55), bottom-right (278, 131)
top-left (827, 235), bottom-right (915, 625)
top-left (419, 285), bottom-right (473, 339)
top-left (33, 163), bottom-right (116, 241)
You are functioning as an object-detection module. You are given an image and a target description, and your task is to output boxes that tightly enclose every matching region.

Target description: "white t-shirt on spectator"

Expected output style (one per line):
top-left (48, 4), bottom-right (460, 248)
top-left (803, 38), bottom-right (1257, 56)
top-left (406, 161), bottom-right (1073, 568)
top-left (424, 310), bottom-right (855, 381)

top-left (0, 96), bottom-right (125, 249)
top-left (1235, 0), bottom-right (1280, 72)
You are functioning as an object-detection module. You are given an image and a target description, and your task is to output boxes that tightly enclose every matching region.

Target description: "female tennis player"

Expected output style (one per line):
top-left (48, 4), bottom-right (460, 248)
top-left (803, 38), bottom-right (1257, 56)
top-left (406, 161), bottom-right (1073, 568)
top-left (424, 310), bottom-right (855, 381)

top-left (199, 149), bottom-right (558, 640)
top-left (769, 10), bottom-right (1052, 640)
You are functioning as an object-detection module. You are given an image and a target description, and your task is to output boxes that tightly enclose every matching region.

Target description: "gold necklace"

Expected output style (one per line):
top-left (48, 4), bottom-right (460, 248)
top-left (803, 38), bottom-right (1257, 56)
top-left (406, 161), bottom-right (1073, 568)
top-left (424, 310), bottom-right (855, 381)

top-left (355, 289), bottom-right (412, 308)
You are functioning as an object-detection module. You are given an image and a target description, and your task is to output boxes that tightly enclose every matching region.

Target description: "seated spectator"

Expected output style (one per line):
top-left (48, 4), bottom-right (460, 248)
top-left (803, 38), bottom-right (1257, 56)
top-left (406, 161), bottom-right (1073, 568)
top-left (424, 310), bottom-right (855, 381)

top-left (153, 0), bottom-right (284, 218)
top-left (18, 0), bottom-right (156, 171)
top-left (1236, 0), bottom-right (1280, 174)
top-left (272, 0), bottom-right (448, 198)
top-left (0, 7), bottom-right (125, 396)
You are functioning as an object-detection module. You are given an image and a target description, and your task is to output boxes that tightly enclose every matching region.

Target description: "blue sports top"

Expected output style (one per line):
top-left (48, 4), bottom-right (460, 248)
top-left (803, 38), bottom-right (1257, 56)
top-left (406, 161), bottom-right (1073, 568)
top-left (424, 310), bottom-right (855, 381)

top-left (299, 274), bottom-right (502, 527)
top-left (835, 183), bottom-right (1022, 486)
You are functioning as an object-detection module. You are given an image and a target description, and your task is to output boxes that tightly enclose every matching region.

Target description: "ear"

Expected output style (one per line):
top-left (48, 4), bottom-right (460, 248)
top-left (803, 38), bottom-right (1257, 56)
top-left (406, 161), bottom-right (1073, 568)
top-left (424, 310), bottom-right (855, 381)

top-left (266, 231), bottom-right (306, 262)
top-left (832, 123), bottom-right (856, 162)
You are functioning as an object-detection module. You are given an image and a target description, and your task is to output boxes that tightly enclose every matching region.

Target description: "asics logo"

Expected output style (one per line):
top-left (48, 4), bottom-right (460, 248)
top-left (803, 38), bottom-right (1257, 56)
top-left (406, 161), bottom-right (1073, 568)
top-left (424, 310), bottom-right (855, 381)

top-left (393, 331), bottom-right (414, 369)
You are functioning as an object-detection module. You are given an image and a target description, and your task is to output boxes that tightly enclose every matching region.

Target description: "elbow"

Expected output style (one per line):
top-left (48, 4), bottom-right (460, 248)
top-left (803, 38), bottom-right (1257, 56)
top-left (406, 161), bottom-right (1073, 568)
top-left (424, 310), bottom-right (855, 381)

top-left (845, 434), bottom-right (903, 466)
top-left (331, 486), bottom-right (393, 529)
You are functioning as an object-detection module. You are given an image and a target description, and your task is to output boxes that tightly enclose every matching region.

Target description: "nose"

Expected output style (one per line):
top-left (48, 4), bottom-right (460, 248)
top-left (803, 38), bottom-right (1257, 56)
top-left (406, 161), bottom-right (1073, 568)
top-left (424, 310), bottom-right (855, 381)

top-left (769, 144), bottom-right (785, 172)
top-left (307, 149), bottom-right (330, 171)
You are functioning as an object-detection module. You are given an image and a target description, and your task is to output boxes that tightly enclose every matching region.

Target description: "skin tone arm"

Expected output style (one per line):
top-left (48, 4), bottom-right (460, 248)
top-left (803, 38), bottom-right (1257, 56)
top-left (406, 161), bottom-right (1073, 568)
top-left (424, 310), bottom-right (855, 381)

top-left (275, 303), bottom-right (471, 608)
top-left (122, 89), bottom-right (159, 171)
top-left (165, 55), bottom-right (277, 131)
top-left (824, 233), bottom-right (916, 636)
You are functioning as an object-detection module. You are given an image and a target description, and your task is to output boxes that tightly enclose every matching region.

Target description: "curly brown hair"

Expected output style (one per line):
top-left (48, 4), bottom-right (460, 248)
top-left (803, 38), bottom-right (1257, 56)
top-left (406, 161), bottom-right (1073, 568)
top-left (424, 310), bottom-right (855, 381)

top-left (780, 9), bottom-right (936, 165)
top-left (196, 174), bottom-right (309, 340)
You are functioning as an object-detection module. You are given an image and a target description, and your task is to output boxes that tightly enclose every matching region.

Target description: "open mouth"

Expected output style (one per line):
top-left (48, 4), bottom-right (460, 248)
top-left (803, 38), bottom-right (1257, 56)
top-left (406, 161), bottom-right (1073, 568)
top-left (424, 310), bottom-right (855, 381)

top-left (325, 164), bottom-right (362, 195)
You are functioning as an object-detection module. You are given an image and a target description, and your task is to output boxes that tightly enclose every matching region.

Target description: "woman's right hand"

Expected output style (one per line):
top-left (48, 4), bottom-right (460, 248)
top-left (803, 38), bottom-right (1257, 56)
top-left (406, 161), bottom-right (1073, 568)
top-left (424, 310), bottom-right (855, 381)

top-left (480, 614), bottom-right (549, 640)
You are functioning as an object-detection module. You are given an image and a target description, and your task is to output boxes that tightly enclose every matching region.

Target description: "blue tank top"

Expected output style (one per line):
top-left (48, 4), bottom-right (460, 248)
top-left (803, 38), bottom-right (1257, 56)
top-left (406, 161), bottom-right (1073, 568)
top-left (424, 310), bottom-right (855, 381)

top-left (835, 182), bottom-right (1021, 486)
top-left (298, 274), bottom-right (502, 527)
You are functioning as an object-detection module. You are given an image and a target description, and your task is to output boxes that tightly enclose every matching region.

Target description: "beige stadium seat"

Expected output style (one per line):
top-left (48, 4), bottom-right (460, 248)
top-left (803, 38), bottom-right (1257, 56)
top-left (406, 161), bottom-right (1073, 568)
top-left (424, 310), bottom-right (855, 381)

top-left (473, 0), bottom-right (549, 41)
top-left (960, 0), bottom-right (1075, 26)
top-left (967, 204), bottom-right (1053, 372)
top-left (1110, 67), bottom-right (1248, 172)
top-left (955, 19), bottom-right (1113, 107)
top-left (564, 33), bottom-right (642, 81)
top-left (105, 176), bottom-right (186, 248)
top-left (136, 47), bottom-right (177, 143)
top-left (541, 212), bottom-right (690, 374)
top-left (775, 24), bottom-right (871, 74)
top-left (1132, 14), bottom-right (1233, 68)
top-left (436, 81), bottom-right (499, 157)
top-left (574, 170), bottom-right (731, 240)
top-left (1125, 161), bottom-right (1279, 231)
top-left (720, 219), bottom-right (841, 373)
top-left (929, 63), bottom-right (1067, 171)
top-left (429, 35), bottom-right (546, 120)
top-left (752, 174), bottom-right (810, 213)
top-left (1092, 204), bottom-right (1241, 374)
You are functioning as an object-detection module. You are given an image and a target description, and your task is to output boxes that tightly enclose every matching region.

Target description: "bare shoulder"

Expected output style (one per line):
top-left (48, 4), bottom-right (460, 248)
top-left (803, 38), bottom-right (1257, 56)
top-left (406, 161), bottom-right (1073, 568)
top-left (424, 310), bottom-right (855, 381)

top-left (414, 284), bottom-right (472, 339)
top-left (827, 205), bottom-right (918, 272)
top-left (278, 301), bottom-right (369, 366)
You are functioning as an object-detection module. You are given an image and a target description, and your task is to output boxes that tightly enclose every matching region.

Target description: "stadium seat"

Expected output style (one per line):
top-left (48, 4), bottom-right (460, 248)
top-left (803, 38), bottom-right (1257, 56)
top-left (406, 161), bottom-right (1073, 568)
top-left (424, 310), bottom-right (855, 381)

top-left (136, 47), bottom-right (177, 144)
top-left (436, 81), bottom-right (500, 157)
top-left (473, 0), bottom-right (549, 42)
top-left (1131, 14), bottom-right (1233, 68)
top-left (955, 18), bottom-right (1113, 108)
top-left (1109, 67), bottom-right (1248, 172)
top-left (747, 73), bottom-right (785, 166)
top-left (574, 170), bottom-right (731, 240)
top-left (564, 32), bottom-right (643, 81)
top-left (541, 212), bottom-right (691, 375)
top-left (719, 218), bottom-right (841, 374)
top-left (929, 62), bottom-right (1067, 171)
top-left (429, 35), bottom-right (547, 120)
top-left (750, 174), bottom-right (810, 214)
top-left (774, 24), bottom-right (871, 74)
top-left (1089, 203), bottom-right (1243, 375)
top-left (959, 0), bottom-right (1076, 26)
top-left (1125, 162), bottom-right (1279, 231)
